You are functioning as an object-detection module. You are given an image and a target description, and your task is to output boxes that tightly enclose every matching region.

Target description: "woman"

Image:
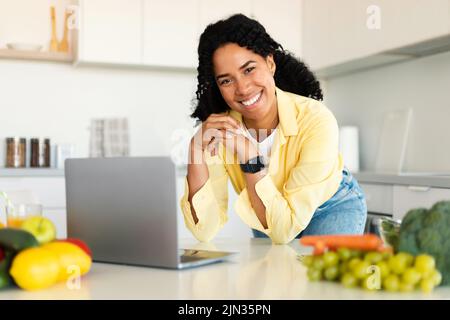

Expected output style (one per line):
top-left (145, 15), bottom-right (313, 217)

top-left (180, 14), bottom-right (367, 244)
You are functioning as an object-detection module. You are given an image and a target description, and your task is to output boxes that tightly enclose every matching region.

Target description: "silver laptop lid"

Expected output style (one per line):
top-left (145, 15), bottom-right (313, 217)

top-left (65, 157), bottom-right (179, 268)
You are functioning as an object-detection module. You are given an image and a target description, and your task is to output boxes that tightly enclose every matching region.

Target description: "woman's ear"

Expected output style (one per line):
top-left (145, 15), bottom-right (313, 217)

top-left (266, 54), bottom-right (276, 76)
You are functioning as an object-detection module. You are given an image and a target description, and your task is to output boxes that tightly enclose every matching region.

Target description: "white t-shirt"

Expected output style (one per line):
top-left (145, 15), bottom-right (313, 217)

top-left (241, 125), bottom-right (277, 165)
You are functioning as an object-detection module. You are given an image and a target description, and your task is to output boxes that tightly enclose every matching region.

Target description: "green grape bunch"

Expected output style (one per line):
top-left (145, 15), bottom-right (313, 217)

top-left (300, 248), bottom-right (442, 293)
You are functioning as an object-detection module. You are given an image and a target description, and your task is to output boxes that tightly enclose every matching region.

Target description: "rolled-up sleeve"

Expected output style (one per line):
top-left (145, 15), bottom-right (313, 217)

top-left (235, 109), bottom-right (343, 244)
top-left (180, 151), bottom-right (229, 242)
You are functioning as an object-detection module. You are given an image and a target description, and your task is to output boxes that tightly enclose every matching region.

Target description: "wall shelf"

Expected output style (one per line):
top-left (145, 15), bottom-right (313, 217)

top-left (0, 48), bottom-right (73, 63)
top-left (0, 168), bottom-right (65, 177)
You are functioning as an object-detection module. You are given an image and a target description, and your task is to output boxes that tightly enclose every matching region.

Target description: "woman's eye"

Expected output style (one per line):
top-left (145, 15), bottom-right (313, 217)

top-left (244, 67), bottom-right (255, 74)
top-left (220, 79), bottom-right (231, 86)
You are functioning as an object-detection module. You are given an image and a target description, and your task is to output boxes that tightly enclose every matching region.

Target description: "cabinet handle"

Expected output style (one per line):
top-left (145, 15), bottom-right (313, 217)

top-left (407, 186), bottom-right (431, 192)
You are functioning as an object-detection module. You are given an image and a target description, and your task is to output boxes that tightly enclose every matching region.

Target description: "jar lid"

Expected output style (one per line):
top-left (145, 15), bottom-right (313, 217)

top-left (6, 137), bottom-right (26, 142)
top-left (30, 137), bottom-right (50, 142)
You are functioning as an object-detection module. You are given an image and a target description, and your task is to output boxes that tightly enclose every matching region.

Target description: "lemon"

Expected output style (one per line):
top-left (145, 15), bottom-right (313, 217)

top-left (10, 247), bottom-right (60, 291)
top-left (42, 242), bottom-right (92, 282)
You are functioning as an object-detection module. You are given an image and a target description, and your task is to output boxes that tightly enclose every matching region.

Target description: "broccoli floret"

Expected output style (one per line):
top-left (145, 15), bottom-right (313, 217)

top-left (437, 252), bottom-right (450, 285)
top-left (424, 209), bottom-right (445, 227)
top-left (401, 208), bottom-right (427, 233)
top-left (398, 201), bottom-right (450, 286)
top-left (442, 227), bottom-right (450, 240)
top-left (398, 233), bottom-right (420, 255)
top-left (430, 201), bottom-right (450, 215)
top-left (417, 229), bottom-right (442, 255)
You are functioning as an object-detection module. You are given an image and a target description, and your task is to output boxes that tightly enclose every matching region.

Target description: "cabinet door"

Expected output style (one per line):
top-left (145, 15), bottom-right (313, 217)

top-left (303, 0), bottom-right (450, 70)
top-left (302, 0), bottom-right (333, 70)
top-left (252, 0), bottom-right (303, 58)
top-left (199, 0), bottom-right (252, 34)
top-left (359, 183), bottom-right (393, 215)
top-left (142, 0), bottom-right (200, 68)
top-left (354, 0), bottom-right (450, 56)
top-left (78, 0), bottom-right (142, 65)
top-left (393, 185), bottom-right (450, 220)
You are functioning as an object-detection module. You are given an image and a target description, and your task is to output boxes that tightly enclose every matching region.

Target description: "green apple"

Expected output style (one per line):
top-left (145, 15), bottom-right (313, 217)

top-left (21, 216), bottom-right (56, 244)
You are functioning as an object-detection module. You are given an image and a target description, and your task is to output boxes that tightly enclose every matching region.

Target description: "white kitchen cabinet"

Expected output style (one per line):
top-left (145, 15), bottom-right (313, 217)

top-left (393, 185), bottom-right (450, 220)
top-left (302, 0), bottom-right (354, 70)
top-left (354, 0), bottom-right (450, 57)
top-left (252, 0), bottom-right (303, 58)
top-left (77, 0), bottom-right (142, 65)
top-left (303, 0), bottom-right (450, 71)
top-left (199, 0), bottom-right (252, 34)
top-left (75, 0), bottom-right (304, 68)
top-left (142, 0), bottom-right (200, 68)
top-left (359, 183), bottom-right (393, 215)
top-left (301, 0), bottom-right (330, 70)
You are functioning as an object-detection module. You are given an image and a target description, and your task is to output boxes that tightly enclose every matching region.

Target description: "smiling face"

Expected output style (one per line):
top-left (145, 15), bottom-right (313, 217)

top-left (212, 43), bottom-right (277, 123)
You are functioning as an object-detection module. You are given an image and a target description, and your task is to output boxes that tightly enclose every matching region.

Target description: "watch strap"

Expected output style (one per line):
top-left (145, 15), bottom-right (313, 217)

top-left (240, 156), bottom-right (265, 173)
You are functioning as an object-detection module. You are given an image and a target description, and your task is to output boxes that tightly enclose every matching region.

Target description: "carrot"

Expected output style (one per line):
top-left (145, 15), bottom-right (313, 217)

top-left (312, 240), bottom-right (327, 256)
top-left (376, 246), bottom-right (394, 254)
top-left (300, 234), bottom-right (383, 252)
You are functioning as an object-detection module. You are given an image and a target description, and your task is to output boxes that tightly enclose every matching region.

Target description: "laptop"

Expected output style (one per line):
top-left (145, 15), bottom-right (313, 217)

top-left (64, 156), bottom-right (236, 269)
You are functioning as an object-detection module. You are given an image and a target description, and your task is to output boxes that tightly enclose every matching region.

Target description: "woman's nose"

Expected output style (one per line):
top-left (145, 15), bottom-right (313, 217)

top-left (235, 77), bottom-right (251, 96)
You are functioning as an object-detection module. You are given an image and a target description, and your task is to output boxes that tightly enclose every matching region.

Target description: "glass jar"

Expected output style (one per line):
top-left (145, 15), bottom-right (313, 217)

top-left (5, 137), bottom-right (26, 168)
top-left (30, 138), bottom-right (51, 167)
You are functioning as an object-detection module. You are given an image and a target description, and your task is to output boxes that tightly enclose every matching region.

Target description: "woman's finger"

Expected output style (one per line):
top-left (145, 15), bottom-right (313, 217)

top-left (206, 139), bottom-right (220, 156)
top-left (203, 128), bottom-right (233, 145)
top-left (207, 115), bottom-right (240, 129)
top-left (205, 122), bottom-right (240, 134)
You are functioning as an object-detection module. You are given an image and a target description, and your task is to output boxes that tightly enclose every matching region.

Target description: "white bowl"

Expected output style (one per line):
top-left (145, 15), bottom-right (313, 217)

top-left (6, 43), bottom-right (43, 52)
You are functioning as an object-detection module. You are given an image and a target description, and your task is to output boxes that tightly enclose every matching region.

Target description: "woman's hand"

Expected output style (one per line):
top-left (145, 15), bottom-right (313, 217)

top-left (222, 132), bottom-right (259, 164)
top-left (190, 113), bottom-right (241, 159)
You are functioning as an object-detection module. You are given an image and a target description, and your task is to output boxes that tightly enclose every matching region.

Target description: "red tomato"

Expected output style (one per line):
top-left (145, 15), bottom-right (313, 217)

top-left (57, 238), bottom-right (92, 257)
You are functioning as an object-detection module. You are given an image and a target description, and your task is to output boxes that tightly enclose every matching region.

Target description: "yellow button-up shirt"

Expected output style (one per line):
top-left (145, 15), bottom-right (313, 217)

top-left (180, 87), bottom-right (344, 244)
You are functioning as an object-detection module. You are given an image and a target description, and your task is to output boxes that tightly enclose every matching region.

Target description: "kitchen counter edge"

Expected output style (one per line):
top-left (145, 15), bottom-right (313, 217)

top-left (354, 171), bottom-right (450, 188)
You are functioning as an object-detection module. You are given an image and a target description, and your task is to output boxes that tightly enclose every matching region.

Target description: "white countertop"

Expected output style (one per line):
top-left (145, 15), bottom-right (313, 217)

top-left (2, 238), bottom-right (450, 300)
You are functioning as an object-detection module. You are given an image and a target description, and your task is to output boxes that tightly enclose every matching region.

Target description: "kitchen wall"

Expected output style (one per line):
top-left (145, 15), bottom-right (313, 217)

top-left (0, 0), bottom-right (198, 165)
top-left (0, 0), bottom-right (266, 240)
top-left (324, 50), bottom-right (450, 173)
top-left (0, 60), bottom-right (197, 165)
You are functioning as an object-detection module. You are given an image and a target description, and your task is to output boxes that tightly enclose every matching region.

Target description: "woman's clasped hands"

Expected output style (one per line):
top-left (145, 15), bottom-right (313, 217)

top-left (190, 113), bottom-right (257, 164)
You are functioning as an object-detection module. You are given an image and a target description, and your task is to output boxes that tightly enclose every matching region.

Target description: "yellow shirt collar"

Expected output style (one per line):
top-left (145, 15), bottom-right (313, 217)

top-left (228, 87), bottom-right (299, 137)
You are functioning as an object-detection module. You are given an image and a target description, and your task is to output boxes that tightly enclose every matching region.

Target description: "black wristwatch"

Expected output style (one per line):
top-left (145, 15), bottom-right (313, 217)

top-left (240, 156), bottom-right (266, 173)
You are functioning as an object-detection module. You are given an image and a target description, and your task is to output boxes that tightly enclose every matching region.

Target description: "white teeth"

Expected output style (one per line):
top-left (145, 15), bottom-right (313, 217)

top-left (241, 91), bottom-right (262, 106)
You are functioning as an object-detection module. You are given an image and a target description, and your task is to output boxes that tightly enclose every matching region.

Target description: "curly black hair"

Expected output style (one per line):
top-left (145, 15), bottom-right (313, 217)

top-left (191, 13), bottom-right (323, 122)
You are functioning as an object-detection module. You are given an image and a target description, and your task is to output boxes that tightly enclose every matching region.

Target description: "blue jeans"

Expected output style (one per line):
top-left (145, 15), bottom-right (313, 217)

top-left (252, 167), bottom-right (367, 238)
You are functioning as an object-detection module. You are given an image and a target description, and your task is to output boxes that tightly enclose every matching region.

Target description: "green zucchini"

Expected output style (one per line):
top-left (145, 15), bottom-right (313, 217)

top-left (0, 228), bottom-right (39, 252)
top-left (0, 251), bottom-right (14, 289)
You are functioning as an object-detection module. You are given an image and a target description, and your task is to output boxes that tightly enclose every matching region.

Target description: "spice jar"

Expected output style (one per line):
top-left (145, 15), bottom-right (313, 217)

top-left (30, 138), bottom-right (50, 167)
top-left (6, 137), bottom-right (26, 168)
